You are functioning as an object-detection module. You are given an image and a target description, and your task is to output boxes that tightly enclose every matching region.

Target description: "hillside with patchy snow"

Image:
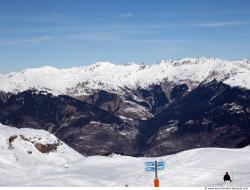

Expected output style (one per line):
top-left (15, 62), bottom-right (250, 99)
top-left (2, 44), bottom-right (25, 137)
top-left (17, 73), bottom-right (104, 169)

top-left (0, 58), bottom-right (250, 95)
top-left (0, 58), bottom-right (250, 157)
top-left (0, 123), bottom-right (250, 187)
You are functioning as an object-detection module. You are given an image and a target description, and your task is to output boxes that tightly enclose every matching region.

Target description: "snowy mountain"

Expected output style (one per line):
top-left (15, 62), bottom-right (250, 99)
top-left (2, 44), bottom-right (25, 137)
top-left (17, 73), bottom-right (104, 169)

top-left (0, 58), bottom-right (250, 157)
top-left (0, 58), bottom-right (250, 95)
top-left (0, 124), bottom-right (249, 187)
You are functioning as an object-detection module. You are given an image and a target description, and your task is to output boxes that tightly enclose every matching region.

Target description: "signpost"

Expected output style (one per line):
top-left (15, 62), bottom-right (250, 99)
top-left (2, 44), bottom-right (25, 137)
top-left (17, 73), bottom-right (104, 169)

top-left (154, 161), bottom-right (159, 187)
top-left (144, 160), bottom-right (166, 187)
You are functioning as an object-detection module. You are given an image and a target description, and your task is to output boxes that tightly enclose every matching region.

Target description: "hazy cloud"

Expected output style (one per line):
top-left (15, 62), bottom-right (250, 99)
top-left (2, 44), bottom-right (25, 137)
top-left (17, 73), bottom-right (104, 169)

top-left (117, 13), bottom-right (135, 19)
top-left (0, 36), bottom-right (53, 47)
top-left (0, 20), bottom-right (249, 37)
top-left (118, 39), bottom-right (212, 44)
top-left (199, 21), bottom-right (250, 27)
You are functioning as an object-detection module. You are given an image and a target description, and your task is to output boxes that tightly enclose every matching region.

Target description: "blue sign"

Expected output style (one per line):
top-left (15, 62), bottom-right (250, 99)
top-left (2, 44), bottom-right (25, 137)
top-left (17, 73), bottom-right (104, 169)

top-left (144, 161), bottom-right (166, 172)
top-left (144, 162), bottom-right (155, 166)
top-left (145, 166), bottom-right (164, 172)
top-left (158, 161), bottom-right (165, 167)
top-left (145, 167), bottom-right (155, 171)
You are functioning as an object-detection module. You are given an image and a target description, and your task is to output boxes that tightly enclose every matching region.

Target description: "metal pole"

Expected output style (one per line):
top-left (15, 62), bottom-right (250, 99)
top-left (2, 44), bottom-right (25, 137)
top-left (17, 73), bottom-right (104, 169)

top-left (155, 160), bottom-right (158, 179)
top-left (154, 160), bottom-right (159, 187)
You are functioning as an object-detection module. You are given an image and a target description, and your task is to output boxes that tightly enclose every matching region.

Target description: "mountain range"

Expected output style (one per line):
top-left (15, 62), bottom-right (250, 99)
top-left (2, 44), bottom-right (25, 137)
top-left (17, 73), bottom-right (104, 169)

top-left (0, 57), bottom-right (249, 156)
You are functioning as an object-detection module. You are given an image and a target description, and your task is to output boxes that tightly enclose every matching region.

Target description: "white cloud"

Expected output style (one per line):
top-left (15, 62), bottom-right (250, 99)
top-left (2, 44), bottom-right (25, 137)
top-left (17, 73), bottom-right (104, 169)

top-left (1, 20), bottom-right (249, 36)
top-left (0, 36), bottom-right (53, 47)
top-left (119, 39), bottom-right (211, 44)
top-left (198, 21), bottom-right (250, 27)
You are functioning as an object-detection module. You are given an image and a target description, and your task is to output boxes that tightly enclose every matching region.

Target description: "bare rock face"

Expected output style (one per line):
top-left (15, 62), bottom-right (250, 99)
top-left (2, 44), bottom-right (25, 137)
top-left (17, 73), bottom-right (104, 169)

top-left (7, 135), bottom-right (18, 149)
top-left (34, 142), bottom-right (61, 153)
top-left (4, 131), bottom-right (65, 154)
top-left (8, 135), bottom-right (18, 143)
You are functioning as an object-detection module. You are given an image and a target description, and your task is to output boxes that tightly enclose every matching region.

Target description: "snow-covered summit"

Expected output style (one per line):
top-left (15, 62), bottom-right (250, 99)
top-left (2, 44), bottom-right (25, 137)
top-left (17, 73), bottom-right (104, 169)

top-left (0, 57), bottom-right (249, 95)
top-left (159, 57), bottom-right (223, 66)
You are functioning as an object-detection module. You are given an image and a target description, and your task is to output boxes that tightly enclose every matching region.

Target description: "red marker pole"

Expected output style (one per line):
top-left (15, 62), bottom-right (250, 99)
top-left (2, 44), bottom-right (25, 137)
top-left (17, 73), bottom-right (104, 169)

top-left (154, 160), bottom-right (159, 187)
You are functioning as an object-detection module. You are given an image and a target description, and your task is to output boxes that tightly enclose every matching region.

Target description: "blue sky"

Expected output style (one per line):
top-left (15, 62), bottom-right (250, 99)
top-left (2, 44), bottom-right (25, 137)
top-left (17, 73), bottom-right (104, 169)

top-left (0, 0), bottom-right (250, 73)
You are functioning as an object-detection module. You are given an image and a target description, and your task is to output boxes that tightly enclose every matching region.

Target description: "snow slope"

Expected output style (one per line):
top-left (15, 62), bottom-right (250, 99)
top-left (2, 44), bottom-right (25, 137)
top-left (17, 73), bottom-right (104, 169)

top-left (0, 123), bottom-right (83, 186)
top-left (0, 57), bottom-right (249, 95)
top-left (0, 124), bottom-right (250, 187)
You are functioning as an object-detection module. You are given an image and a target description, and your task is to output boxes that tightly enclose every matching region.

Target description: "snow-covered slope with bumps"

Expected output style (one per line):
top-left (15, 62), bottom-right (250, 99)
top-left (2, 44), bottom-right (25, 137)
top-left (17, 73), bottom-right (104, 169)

top-left (0, 123), bottom-right (83, 186)
top-left (0, 122), bottom-right (249, 187)
top-left (0, 57), bottom-right (250, 95)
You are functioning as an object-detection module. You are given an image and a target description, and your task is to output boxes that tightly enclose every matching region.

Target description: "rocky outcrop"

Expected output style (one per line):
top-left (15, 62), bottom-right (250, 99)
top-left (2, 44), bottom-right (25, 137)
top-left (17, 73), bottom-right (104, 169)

top-left (34, 141), bottom-right (61, 153)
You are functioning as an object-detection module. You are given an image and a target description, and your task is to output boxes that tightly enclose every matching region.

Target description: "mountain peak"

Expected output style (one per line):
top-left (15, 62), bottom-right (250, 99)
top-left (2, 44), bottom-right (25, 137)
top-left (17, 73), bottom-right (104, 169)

top-left (0, 58), bottom-right (249, 95)
top-left (159, 57), bottom-right (224, 66)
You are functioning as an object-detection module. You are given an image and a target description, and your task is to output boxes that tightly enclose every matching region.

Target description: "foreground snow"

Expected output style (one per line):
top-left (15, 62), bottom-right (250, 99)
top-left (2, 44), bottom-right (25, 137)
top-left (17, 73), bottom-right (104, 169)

top-left (0, 57), bottom-right (250, 95)
top-left (0, 123), bottom-right (250, 187)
